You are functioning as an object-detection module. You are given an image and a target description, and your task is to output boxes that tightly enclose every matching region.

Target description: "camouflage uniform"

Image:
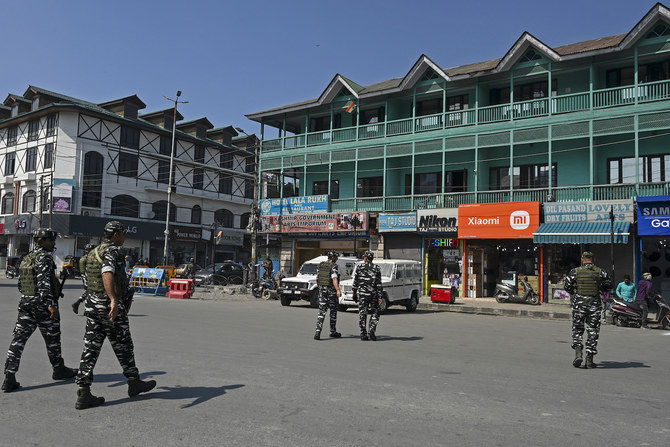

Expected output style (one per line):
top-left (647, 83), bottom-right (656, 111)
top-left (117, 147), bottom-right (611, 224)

top-left (315, 263), bottom-right (340, 335)
top-left (75, 241), bottom-right (139, 386)
top-left (353, 260), bottom-right (382, 338)
top-left (71, 248), bottom-right (92, 313)
top-left (565, 261), bottom-right (610, 358)
top-left (4, 247), bottom-right (65, 374)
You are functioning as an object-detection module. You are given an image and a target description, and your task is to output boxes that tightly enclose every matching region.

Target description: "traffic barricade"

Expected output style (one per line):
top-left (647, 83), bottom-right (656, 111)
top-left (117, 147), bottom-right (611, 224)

top-left (167, 278), bottom-right (195, 299)
top-left (155, 265), bottom-right (176, 279)
top-left (430, 284), bottom-right (456, 303)
top-left (130, 268), bottom-right (169, 296)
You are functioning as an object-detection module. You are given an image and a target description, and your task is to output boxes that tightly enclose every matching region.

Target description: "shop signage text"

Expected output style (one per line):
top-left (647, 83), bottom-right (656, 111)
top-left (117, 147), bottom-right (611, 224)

top-left (260, 212), bottom-right (367, 234)
top-left (215, 229), bottom-right (244, 246)
top-left (260, 195), bottom-right (328, 216)
top-left (416, 209), bottom-right (458, 233)
top-left (378, 212), bottom-right (416, 232)
top-left (172, 226), bottom-right (202, 241)
top-left (637, 195), bottom-right (670, 236)
top-left (431, 238), bottom-right (459, 247)
top-left (544, 199), bottom-right (634, 223)
top-left (458, 202), bottom-right (539, 239)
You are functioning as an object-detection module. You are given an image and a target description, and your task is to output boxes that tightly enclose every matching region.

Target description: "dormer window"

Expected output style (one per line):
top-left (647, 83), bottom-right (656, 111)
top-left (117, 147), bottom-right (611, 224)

top-left (647, 23), bottom-right (670, 39)
top-left (522, 49), bottom-right (542, 62)
top-left (421, 69), bottom-right (440, 81)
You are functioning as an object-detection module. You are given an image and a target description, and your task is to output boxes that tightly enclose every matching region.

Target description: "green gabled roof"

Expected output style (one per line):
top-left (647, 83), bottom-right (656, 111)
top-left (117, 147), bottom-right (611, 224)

top-left (339, 75), bottom-right (365, 93)
top-left (359, 77), bottom-right (403, 95)
top-left (445, 58), bottom-right (501, 76)
top-left (24, 85), bottom-right (98, 106)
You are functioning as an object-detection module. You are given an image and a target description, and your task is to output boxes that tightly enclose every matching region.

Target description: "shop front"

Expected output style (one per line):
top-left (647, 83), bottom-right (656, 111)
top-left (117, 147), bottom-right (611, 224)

top-left (379, 211), bottom-right (420, 260)
top-left (534, 199), bottom-right (634, 302)
top-left (459, 202), bottom-right (540, 298)
top-left (637, 195), bottom-right (670, 299)
top-left (213, 227), bottom-right (246, 263)
top-left (415, 209), bottom-right (461, 296)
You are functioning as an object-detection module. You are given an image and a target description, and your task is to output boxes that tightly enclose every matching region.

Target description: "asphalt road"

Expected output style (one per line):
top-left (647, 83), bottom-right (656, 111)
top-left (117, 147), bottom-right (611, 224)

top-left (0, 277), bottom-right (668, 446)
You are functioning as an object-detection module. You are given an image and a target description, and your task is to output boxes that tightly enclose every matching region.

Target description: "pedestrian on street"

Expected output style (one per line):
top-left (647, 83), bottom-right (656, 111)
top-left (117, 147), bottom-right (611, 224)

top-left (564, 251), bottom-right (611, 369)
top-left (615, 274), bottom-right (636, 303)
top-left (2, 229), bottom-right (77, 393)
top-left (353, 250), bottom-right (383, 341)
top-left (314, 251), bottom-right (342, 340)
top-left (74, 220), bottom-right (156, 410)
top-left (633, 272), bottom-right (653, 329)
top-left (72, 244), bottom-right (96, 314)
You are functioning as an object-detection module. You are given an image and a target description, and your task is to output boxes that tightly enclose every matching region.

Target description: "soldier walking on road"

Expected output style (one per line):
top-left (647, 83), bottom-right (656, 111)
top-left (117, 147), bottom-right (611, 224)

top-left (2, 229), bottom-right (77, 393)
top-left (74, 221), bottom-right (155, 410)
top-left (314, 251), bottom-right (342, 340)
top-left (353, 250), bottom-right (383, 341)
top-left (564, 251), bottom-right (611, 369)
top-left (72, 244), bottom-right (96, 314)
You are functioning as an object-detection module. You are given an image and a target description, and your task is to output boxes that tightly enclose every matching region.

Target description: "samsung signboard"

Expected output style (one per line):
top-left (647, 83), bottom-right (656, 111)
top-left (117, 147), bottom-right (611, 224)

top-left (637, 195), bottom-right (670, 236)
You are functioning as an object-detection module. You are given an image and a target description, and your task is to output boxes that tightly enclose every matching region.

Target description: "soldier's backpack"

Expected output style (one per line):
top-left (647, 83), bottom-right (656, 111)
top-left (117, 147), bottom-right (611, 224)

top-left (19, 252), bottom-right (38, 296)
top-left (317, 261), bottom-right (334, 287)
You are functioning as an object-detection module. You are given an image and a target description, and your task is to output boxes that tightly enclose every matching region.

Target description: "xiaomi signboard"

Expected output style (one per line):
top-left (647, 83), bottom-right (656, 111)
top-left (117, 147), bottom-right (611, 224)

top-left (458, 202), bottom-right (540, 239)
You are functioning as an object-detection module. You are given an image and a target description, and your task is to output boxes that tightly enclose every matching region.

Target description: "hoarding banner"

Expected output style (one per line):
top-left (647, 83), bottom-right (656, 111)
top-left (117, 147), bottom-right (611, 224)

top-left (416, 209), bottom-right (458, 233)
top-left (259, 195), bottom-right (328, 216)
top-left (378, 212), bottom-right (416, 232)
top-left (52, 179), bottom-right (75, 213)
top-left (458, 201), bottom-right (540, 239)
top-left (215, 228), bottom-right (245, 246)
top-left (259, 212), bottom-right (367, 234)
top-left (544, 199), bottom-right (634, 223)
top-left (637, 195), bottom-right (670, 236)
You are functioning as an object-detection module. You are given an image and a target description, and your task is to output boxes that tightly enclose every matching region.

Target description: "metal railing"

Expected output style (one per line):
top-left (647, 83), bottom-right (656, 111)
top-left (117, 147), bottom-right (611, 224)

top-left (261, 79), bottom-right (670, 152)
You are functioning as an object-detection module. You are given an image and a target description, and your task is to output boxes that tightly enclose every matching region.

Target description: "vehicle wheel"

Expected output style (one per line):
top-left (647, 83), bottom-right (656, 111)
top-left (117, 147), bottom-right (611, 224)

top-left (230, 276), bottom-right (243, 285)
top-left (495, 291), bottom-right (506, 303)
top-left (379, 296), bottom-right (389, 314)
top-left (262, 288), bottom-right (272, 300)
top-left (662, 316), bottom-right (670, 330)
top-left (309, 290), bottom-right (320, 308)
top-left (218, 277), bottom-right (229, 286)
top-left (612, 315), bottom-right (620, 327)
top-left (280, 294), bottom-right (291, 307)
top-left (528, 293), bottom-right (540, 305)
top-left (405, 292), bottom-right (418, 312)
top-left (252, 284), bottom-right (261, 299)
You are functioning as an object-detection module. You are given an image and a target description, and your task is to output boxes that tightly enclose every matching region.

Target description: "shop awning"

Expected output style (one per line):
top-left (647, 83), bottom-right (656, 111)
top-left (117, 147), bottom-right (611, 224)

top-left (533, 221), bottom-right (630, 244)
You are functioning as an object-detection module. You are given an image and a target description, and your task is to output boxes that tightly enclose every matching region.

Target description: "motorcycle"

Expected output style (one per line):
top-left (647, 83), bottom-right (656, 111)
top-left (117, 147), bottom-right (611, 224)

top-left (494, 271), bottom-right (540, 305)
top-left (251, 276), bottom-right (278, 300)
top-left (61, 255), bottom-right (81, 279)
top-left (610, 293), bottom-right (670, 329)
top-left (5, 264), bottom-right (18, 279)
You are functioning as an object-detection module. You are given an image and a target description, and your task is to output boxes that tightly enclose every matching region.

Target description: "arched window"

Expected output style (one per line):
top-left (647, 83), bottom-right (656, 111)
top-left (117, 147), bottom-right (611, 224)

top-left (110, 195), bottom-right (139, 218)
top-left (191, 205), bottom-right (202, 224)
top-left (240, 212), bottom-right (251, 230)
top-left (1, 192), bottom-right (14, 214)
top-left (214, 209), bottom-right (234, 228)
top-left (152, 200), bottom-right (176, 222)
top-left (22, 190), bottom-right (36, 213)
top-left (82, 151), bottom-right (104, 208)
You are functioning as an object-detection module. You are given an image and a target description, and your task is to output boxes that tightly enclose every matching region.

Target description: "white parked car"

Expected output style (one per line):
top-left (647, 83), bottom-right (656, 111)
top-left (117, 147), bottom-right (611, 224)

top-left (339, 259), bottom-right (422, 313)
top-left (277, 256), bottom-right (358, 307)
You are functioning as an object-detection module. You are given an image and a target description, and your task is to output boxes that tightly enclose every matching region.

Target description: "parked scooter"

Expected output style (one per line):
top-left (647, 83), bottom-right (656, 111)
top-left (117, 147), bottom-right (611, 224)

top-left (610, 293), bottom-right (670, 329)
top-left (5, 264), bottom-right (19, 279)
top-left (251, 276), bottom-right (278, 300)
top-left (494, 271), bottom-right (540, 305)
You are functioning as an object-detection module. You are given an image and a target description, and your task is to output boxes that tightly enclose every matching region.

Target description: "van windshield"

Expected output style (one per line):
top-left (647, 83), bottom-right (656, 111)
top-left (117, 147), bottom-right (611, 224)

top-left (299, 263), bottom-right (319, 275)
top-left (353, 262), bottom-right (395, 278)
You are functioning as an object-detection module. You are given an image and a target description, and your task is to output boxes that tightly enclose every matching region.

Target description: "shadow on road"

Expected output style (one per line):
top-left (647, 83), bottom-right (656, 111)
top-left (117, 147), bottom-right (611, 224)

top-left (377, 335), bottom-right (424, 341)
top-left (597, 361), bottom-right (650, 369)
top-left (104, 383), bottom-right (245, 409)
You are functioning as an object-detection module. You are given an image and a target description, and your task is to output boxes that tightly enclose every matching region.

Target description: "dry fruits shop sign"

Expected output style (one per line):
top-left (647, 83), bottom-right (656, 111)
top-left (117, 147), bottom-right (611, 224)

top-left (458, 201), bottom-right (540, 239)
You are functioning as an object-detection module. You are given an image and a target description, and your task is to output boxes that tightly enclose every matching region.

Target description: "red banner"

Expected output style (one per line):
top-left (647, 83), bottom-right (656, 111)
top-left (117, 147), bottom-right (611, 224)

top-left (260, 212), bottom-right (367, 233)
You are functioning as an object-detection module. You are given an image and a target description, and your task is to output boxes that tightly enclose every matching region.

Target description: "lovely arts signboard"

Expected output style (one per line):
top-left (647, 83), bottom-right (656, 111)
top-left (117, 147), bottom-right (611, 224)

top-left (458, 201), bottom-right (540, 239)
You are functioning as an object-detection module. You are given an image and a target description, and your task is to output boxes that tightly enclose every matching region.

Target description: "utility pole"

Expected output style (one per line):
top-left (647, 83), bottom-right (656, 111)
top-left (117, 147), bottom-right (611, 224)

top-left (48, 173), bottom-right (53, 228)
top-left (162, 91), bottom-right (188, 265)
top-left (39, 175), bottom-right (44, 227)
top-left (610, 206), bottom-right (615, 281)
top-left (235, 128), bottom-right (259, 271)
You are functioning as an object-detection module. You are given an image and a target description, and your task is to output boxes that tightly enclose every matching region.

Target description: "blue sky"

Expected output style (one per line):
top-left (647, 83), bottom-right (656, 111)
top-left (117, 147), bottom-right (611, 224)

top-left (1, 0), bottom-right (663, 136)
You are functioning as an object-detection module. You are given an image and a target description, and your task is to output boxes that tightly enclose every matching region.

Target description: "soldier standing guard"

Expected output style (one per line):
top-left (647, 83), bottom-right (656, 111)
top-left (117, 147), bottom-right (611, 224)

top-left (313, 251), bottom-right (342, 340)
top-left (564, 251), bottom-right (611, 369)
top-left (2, 228), bottom-right (77, 392)
top-left (72, 243), bottom-right (96, 314)
top-left (74, 221), bottom-right (155, 410)
top-left (353, 250), bottom-right (383, 341)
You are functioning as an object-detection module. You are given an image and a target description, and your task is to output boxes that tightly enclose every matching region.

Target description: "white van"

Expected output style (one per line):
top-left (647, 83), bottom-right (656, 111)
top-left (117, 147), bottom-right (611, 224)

top-left (277, 256), bottom-right (358, 307)
top-left (339, 259), bottom-right (422, 313)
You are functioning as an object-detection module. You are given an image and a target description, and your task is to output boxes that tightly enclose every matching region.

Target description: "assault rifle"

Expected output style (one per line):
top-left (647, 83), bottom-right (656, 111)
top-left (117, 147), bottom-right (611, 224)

top-left (123, 287), bottom-right (136, 312)
top-left (56, 269), bottom-right (68, 301)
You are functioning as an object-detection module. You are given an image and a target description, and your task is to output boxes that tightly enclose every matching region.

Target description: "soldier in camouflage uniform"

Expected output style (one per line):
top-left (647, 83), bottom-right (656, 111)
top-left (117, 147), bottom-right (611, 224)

top-left (564, 251), bottom-right (611, 369)
top-left (2, 229), bottom-right (77, 393)
top-left (72, 243), bottom-right (95, 314)
top-left (74, 221), bottom-right (155, 410)
top-left (353, 250), bottom-right (383, 341)
top-left (314, 251), bottom-right (342, 340)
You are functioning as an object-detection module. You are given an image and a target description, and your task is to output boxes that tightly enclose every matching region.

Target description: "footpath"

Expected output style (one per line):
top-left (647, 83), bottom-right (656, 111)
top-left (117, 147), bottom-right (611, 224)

top-left (189, 285), bottom-right (572, 321)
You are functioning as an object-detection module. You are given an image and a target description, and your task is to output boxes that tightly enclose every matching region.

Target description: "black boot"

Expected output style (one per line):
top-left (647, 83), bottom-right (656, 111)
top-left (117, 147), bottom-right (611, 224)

top-left (52, 365), bottom-right (77, 380)
top-left (360, 333), bottom-right (369, 341)
top-left (1, 373), bottom-right (20, 393)
top-left (72, 300), bottom-right (80, 314)
top-left (369, 331), bottom-right (377, 341)
top-left (585, 354), bottom-right (597, 369)
top-left (75, 386), bottom-right (105, 410)
top-left (329, 331), bottom-right (342, 338)
top-left (314, 331), bottom-right (321, 340)
top-left (128, 378), bottom-right (156, 397)
top-left (573, 348), bottom-right (583, 368)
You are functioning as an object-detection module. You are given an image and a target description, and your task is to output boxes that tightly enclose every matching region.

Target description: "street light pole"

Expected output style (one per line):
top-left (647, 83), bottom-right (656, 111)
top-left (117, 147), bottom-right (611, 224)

top-left (235, 127), bottom-right (259, 271)
top-left (163, 91), bottom-right (188, 265)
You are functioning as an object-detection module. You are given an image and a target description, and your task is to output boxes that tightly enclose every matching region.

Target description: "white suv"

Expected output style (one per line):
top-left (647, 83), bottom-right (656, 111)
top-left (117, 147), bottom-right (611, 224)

top-left (339, 259), bottom-right (422, 313)
top-left (277, 256), bottom-right (357, 307)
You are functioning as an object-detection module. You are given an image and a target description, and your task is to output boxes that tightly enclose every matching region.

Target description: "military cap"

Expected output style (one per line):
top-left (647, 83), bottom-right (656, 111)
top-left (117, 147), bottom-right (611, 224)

top-left (581, 251), bottom-right (594, 259)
